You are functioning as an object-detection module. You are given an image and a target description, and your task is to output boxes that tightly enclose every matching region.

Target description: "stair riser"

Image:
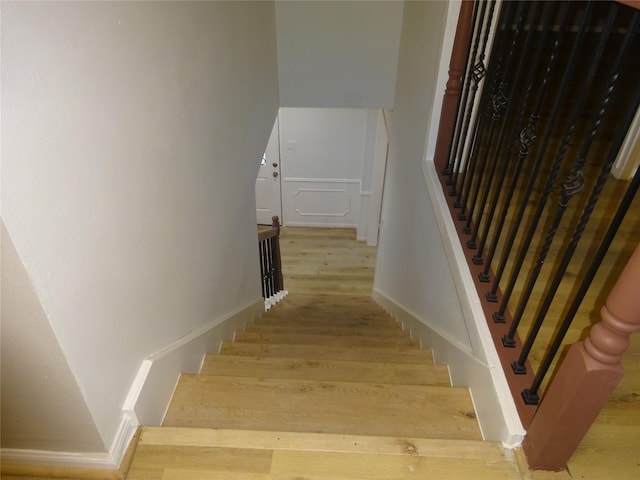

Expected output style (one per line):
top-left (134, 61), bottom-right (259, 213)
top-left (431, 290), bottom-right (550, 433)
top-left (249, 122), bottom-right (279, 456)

top-left (234, 332), bottom-right (418, 349)
top-left (219, 342), bottom-right (435, 364)
top-left (201, 355), bottom-right (450, 386)
top-left (244, 325), bottom-right (409, 339)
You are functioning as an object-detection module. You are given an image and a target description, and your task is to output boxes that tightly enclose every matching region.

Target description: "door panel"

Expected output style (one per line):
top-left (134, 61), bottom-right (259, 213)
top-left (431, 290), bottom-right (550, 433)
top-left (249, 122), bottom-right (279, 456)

top-left (256, 117), bottom-right (282, 225)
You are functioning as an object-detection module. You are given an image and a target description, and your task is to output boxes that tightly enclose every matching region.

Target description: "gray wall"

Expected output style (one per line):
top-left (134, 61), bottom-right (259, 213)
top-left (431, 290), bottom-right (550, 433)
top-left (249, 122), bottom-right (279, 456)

top-left (276, 0), bottom-right (403, 108)
top-left (374, 1), bottom-right (472, 349)
top-left (1, 1), bottom-right (279, 451)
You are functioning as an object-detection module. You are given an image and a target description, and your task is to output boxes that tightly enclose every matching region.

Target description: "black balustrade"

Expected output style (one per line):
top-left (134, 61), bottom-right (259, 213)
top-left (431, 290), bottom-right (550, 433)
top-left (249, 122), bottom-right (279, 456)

top-left (258, 216), bottom-right (283, 301)
top-left (438, 0), bottom-right (640, 410)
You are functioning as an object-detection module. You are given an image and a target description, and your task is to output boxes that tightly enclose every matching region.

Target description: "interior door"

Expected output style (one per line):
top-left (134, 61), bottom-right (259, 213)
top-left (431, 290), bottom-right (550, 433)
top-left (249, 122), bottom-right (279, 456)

top-left (256, 116), bottom-right (282, 225)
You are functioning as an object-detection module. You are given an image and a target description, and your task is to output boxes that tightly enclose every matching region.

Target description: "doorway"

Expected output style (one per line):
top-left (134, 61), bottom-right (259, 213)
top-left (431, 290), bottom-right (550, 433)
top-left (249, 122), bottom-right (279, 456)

top-left (256, 116), bottom-right (282, 225)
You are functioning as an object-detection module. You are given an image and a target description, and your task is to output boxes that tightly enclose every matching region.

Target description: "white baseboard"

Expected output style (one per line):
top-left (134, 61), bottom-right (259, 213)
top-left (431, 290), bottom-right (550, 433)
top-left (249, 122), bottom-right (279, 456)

top-left (123, 297), bottom-right (264, 427)
top-left (421, 159), bottom-right (525, 448)
top-left (0, 447), bottom-right (117, 471)
top-left (1, 298), bottom-right (264, 472)
top-left (0, 417), bottom-right (136, 471)
top-left (372, 288), bottom-right (525, 448)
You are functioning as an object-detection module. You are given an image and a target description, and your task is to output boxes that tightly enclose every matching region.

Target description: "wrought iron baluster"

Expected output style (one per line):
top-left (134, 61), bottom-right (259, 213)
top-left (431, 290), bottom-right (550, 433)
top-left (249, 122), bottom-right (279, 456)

top-left (454, 3), bottom-right (525, 211)
top-left (486, 1), bottom-right (576, 309)
top-left (265, 239), bottom-right (273, 298)
top-left (451, 2), bottom-right (516, 197)
top-left (524, 164), bottom-right (640, 404)
top-left (445, 0), bottom-right (490, 184)
top-left (513, 13), bottom-right (640, 386)
top-left (455, 3), bottom-right (526, 220)
top-left (465, 2), bottom-right (547, 251)
top-left (475, 7), bottom-right (556, 277)
top-left (260, 240), bottom-right (267, 298)
top-left (503, 3), bottom-right (617, 348)
top-left (269, 238), bottom-right (276, 297)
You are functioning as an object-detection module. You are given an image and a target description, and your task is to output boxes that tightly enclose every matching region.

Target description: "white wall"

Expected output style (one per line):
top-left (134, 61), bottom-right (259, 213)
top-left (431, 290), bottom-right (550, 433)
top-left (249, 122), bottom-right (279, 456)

top-left (373, 1), bottom-right (472, 349)
top-left (373, 2), bottom-right (526, 444)
top-left (279, 108), bottom-right (375, 229)
top-left (276, 1), bottom-right (403, 108)
top-left (1, 0), bottom-right (279, 455)
top-left (1, 222), bottom-right (105, 452)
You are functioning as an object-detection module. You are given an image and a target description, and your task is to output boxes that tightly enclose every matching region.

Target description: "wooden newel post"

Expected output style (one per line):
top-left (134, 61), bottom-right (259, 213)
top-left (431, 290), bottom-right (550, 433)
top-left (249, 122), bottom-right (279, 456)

top-left (271, 215), bottom-right (284, 292)
top-left (523, 244), bottom-right (640, 470)
top-left (433, 0), bottom-right (474, 173)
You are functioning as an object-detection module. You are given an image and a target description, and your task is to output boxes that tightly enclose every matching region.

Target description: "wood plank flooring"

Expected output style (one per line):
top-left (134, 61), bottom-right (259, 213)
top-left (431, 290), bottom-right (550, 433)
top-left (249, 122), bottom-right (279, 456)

top-left (279, 227), bottom-right (377, 296)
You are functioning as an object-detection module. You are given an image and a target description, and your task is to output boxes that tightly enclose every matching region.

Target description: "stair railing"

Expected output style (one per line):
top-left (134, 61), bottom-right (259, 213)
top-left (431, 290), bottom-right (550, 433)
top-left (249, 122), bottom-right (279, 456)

top-left (434, 0), bottom-right (640, 469)
top-left (258, 215), bottom-right (284, 308)
top-left (523, 243), bottom-right (640, 470)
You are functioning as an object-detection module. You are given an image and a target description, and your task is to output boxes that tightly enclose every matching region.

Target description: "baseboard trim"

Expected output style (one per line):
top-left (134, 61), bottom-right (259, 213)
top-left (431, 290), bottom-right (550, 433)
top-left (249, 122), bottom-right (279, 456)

top-left (123, 297), bottom-right (264, 427)
top-left (421, 159), bottom-right (525, 448)
top-left (372, 288), bottom-right (525, 448)
top-left (0, 448), bottom-right (115, 471)
top-left (0, 414), bottom-right (138, 474)
top-left (1, 300), bottom-right (263, 474)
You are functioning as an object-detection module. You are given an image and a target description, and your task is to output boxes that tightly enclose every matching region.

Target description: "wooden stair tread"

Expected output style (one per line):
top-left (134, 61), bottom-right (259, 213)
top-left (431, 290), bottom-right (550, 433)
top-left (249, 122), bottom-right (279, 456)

top-left (163, 375), bottom-right (481, 440)
top-left (269, 302), bottom-right (387, 312)
top-left (253, 314), bottom-right (396, 328)
top-left (265, 305), bottom-right (392, 317)
top-left (234, 331), bottom-right (418, 348)
top-left (244, 323), bottom-right (409, 338)
top-left (201, 354), bottom-right (450, 386)
top-left (127, 427), bottom-right (522, 480)
top-left (273, 293), bottom-right (377, 304)
top-left (136, 426), bottom-right (500, 458)
top-left (219, 341), bottom-right (435, 364)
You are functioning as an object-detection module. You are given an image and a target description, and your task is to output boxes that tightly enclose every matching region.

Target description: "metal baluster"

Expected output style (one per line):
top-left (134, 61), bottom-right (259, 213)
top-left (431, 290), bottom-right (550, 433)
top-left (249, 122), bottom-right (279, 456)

top-left (524, 165), bottom-right (640, 404)
top-left (471, 0), bottom-right (554, 266)
top-left (445, 0), bottom-right (489, 182)
top-left (513, 13), bottom-right (640, 383)
top-left (503, 3), bottom-right (618, 349)
top-left (450, 2), bottom-right (515, 198)
top-left (270, 238), bottom-right (276, 298)
top-left (269, 237), bottom-right (277, 294)
top-left (466, 3), bottom-right (547, 251)
top-left (454, 3), bottom-right (525, 211)
top-left (265, 239), bottom-right (272, 298)
top-left (259, 241), bottom-right (267, 298)
top-left (486, 2), bottom-right (576, 309)
top-left (475, 5), bottom-right (556, 277)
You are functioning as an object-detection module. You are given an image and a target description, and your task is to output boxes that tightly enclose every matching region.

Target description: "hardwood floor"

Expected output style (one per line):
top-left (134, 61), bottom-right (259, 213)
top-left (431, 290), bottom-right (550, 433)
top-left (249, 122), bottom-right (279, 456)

top-left (279, 227), bottom-right (377, 296)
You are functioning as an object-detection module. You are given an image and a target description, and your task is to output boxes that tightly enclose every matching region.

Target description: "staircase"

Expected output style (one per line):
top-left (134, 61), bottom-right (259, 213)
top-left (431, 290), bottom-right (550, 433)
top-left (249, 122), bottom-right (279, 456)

top-left (126, 294), bottom-right (525, 479)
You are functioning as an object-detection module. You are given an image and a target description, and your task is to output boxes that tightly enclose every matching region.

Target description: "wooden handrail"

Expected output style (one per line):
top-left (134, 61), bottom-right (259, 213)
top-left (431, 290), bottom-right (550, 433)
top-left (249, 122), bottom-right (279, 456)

top-left (523, 243), bottom-right (640, 470)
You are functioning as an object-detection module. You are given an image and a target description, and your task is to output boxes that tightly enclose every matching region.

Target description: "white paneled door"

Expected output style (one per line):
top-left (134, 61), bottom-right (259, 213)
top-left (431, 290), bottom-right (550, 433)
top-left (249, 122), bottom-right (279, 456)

top-left (256, 117), bottom-right (282, 225)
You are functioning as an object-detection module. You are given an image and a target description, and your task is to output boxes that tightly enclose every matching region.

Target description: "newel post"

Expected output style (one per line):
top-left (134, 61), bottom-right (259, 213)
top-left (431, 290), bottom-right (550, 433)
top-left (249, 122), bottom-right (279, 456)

top-left (433, 0), bottom-right (474, 173)
top-left (523, 244), bottom-right (640, 470)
